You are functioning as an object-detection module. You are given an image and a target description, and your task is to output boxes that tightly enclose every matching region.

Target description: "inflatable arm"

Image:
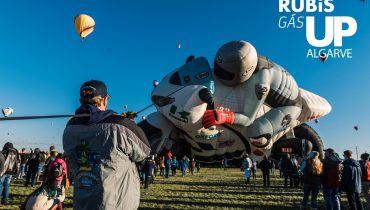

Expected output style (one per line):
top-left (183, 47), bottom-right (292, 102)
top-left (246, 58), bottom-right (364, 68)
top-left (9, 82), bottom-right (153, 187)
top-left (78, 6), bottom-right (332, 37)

top-left (233, 69), bottom-right (272, 126)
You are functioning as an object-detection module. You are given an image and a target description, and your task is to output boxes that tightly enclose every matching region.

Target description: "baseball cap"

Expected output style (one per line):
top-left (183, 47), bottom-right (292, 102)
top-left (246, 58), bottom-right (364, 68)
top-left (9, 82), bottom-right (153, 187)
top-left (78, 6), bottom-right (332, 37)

top-left (80, 80), bottom-right (110, 98)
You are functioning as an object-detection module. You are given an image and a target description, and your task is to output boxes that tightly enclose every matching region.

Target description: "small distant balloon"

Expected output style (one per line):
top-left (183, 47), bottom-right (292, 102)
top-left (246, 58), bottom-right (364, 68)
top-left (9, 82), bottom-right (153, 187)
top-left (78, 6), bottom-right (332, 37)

top-left (123, 105), bottom-right (128, 109)
top-left (2, 107), bottom-right (14, 117)
top-left (178, 43), bottom-right (181, 49)
top-left (7, 133), bottom-right (9, 136)
top-left (142, 116), bottom-right (146, 120)
top-left (354, 126), bottom-right (359, 131)
top-left (153, 80), bottom-right (159, 87)
top-left (314, 119), bottom-right (319, 124)
top-left (319, 53), bottom-right (328, 63)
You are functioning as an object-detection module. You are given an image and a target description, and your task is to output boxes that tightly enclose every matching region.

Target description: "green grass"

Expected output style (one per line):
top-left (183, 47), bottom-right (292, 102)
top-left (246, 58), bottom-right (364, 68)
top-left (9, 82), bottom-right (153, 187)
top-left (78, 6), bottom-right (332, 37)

top-left (0, 168), bottom-right (337, 209)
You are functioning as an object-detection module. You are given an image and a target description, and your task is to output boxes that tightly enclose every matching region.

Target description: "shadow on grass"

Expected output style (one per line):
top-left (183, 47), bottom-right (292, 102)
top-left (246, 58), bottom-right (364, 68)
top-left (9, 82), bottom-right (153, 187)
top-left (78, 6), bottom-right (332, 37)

top-left (155, 180), bottom-right (301, 190)
top-left (166, 189), bottom-right (302, 197)
top-left (139, 199), bottom-right (299, 210)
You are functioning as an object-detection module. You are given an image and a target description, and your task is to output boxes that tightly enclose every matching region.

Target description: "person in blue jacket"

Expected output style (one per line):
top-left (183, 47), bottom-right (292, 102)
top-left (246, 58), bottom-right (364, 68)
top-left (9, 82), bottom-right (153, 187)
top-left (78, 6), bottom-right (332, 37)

top-left (342, 150), bottom-right (364, 210)
top-left (164, 156), bottom-right (172, 179)
top-left (171, 156), bottom-right (178, 176)
top-left (180, 156), bottom-right (189, 177)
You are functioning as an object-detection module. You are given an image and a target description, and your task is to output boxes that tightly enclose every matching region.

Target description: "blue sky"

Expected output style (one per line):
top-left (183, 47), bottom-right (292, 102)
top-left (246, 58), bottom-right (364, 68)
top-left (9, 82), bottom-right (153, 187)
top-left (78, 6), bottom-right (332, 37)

top-left (0, 0), bottom-right (369, 157)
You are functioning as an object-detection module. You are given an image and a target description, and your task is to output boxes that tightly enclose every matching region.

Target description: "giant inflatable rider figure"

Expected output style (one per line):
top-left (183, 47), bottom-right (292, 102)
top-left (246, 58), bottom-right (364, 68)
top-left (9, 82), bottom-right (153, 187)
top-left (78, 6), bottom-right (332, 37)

top-left (138, 40), bottom-right (331, 162)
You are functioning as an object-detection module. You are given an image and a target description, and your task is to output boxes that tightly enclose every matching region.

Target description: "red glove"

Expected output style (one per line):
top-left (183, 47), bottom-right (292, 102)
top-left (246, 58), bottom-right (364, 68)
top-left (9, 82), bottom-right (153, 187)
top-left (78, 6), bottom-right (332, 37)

top-left (202, 110), bottom-right (235, 128)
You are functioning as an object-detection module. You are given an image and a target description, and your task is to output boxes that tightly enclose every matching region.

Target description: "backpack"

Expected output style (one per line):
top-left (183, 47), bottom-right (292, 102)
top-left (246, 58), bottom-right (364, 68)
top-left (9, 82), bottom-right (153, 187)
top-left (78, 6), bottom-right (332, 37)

top-left (52, 163), bottom-right (64, 179)
top-left (48, 159), bottom-right (65, 180)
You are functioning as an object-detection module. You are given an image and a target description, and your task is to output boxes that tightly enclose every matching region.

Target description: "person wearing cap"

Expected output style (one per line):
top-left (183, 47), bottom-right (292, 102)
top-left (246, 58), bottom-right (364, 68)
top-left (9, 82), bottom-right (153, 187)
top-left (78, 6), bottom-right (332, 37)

top-left (322, 148), bottom-right (343, 210)
top-left (202, 40), bottom-right (302, 156)
top-left (342, 150), bottom-right (364, 210)
top-left (63, 80), bottom-right (151, 210)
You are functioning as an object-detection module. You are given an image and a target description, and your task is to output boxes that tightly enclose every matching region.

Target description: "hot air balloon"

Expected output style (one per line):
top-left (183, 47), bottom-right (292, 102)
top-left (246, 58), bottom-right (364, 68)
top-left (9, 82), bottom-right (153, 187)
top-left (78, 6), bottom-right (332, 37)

top-left (354, 126), bottom-right (359, 131)
top-left (74, 14), bottom-right (95, 42)
top-left (2, 107), bottom-right (14, 117)
top-left (319, 53), bottom-right (328, 63)
top-left (178, 43), bottom-right (181, 49)
top-left (123, 105), bottom-right (128, 109)
top-left (153, 80), bottom-right (159, 87)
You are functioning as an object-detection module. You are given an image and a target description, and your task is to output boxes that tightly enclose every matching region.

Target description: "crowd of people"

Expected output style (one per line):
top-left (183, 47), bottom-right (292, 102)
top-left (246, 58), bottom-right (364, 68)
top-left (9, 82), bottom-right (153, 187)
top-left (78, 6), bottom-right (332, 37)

top-left (0, 143), bottom-right (68, 209)
top-left (138, 151), bottom-right (201, 189)
top-left (240, 148), bottom-right (370, 210)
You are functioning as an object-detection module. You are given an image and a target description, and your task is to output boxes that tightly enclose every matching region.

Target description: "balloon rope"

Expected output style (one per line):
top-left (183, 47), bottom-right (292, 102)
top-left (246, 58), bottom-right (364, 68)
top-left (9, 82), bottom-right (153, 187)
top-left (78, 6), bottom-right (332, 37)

top-left (0, 86), bottom-right (187, 121)
top-left (0, 114), bottom-right (90, 121)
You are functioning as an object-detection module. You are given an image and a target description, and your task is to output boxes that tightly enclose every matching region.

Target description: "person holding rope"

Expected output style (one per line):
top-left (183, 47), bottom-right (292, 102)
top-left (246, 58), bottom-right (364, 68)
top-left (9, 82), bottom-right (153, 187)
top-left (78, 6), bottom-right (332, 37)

top-left (63, 80), bottom-right (151, 210)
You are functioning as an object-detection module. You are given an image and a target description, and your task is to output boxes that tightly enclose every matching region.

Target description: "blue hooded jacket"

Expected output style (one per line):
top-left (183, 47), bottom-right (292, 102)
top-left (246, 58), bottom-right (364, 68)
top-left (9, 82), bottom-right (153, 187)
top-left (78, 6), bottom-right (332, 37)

top-left (342, 158), bottom-right (362, 193)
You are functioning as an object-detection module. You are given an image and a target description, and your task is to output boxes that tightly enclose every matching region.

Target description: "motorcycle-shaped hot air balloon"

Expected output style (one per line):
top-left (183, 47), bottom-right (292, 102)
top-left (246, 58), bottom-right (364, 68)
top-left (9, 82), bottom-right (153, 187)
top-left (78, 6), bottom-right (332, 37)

top-left (138, 45), bottom-right (332, 162)
top-left (74, 14), bottom-right (95, 42)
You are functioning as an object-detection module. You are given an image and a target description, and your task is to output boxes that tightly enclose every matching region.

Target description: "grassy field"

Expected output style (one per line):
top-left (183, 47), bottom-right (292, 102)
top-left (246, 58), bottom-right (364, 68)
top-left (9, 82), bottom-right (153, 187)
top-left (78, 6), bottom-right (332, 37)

top-left (0, 168), bottom-right (335, 210)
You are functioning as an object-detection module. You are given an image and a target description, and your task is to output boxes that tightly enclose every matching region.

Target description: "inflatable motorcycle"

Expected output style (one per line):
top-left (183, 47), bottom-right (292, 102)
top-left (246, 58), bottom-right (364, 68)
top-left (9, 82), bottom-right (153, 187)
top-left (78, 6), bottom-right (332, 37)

top-left (138, 41), bottom-right (331, 162)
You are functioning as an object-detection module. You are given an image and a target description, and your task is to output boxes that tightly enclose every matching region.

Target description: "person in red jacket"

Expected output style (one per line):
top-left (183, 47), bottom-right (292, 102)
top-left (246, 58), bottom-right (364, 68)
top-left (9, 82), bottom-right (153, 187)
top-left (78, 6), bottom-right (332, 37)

top-left (359, 153), bottom-right (370, 209)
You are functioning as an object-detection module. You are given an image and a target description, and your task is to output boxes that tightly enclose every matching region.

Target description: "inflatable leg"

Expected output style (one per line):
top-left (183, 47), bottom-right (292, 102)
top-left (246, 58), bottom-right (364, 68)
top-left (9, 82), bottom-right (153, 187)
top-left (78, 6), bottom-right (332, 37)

top-left (246, 105), bottom-right (301, 149)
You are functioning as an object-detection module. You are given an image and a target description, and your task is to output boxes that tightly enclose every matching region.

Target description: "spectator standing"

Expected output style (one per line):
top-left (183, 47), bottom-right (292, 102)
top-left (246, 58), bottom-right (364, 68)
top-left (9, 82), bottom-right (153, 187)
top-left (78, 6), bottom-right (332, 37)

top-left (18, 148), bottom-right (28, 179)
top-left (300, 151), bottom-right (323, 210)
top-left (342, 150), bottom-right (364, 210)
top-left (164, 156), bottom-right (171, 178)
top-left (25, 152), bottom-right (40, 187)
top-left (223, 157), bottom-right (228, 171)
top-left (291, 155), bottom-right (300, 188)
top-left (271, 160), bottom-right (275, 176)
top-left (242, 153), bottom-right (252, 184)
top-left (0, 142), bottom-right (19, 204)
top-left (180, 156), bottom-right (189, 177)
top-left (359, 153), bottom-right (370, 209)
top-left (322, 148), bottom-right (343, 210)
top-left (259, 155), bottom-right (272, 187)
top-left (281, 154), bottom-right (295, 188)
top-left (154, 154), bottom-right (159, 177)
top-left (159, 156), bottom-right (165, 177)
top-left (251, 159), bottom-right (257, 180)
top-left (36, 151), bottom-right (46, 183)
top-left (196, 160), bottom-right (201, 173)
top-left (278, 158), bottom-right (283, 178)
top-left (63, 80), bottom-right (150, 210)
top-left (171, 156), bottom-right (178, 176)
top-left (190, 158), bottom-right (196, 176)
top-left (143, 156), bottom-right (155, 189)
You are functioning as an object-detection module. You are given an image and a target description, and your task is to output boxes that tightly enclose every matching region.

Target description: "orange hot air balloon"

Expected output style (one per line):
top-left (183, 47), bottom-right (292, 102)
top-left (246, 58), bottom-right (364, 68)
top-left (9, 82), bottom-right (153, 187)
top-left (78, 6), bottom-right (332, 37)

top-left (178, 43), bottom-right (181, 49)
top-left (74, 14), bottom-right (95, 42)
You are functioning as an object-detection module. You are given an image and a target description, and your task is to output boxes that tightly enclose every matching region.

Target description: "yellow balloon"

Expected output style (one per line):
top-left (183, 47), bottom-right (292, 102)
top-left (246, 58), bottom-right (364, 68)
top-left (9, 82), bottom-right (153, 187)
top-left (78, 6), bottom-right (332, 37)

top-left (74, 14), bottom-right (95, 39)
